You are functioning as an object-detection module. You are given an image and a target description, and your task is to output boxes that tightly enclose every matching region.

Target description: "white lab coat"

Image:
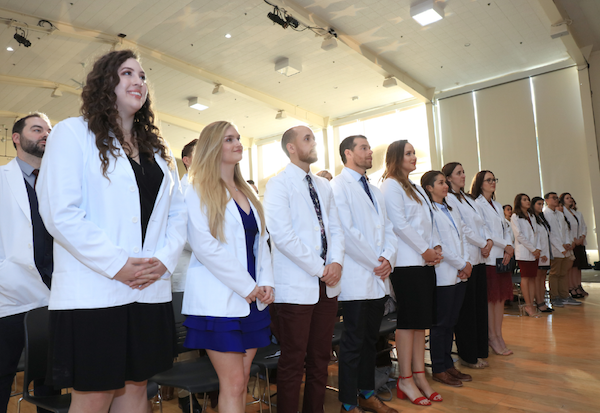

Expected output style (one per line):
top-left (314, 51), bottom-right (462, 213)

top-left (534, 218), bottom-right (551, 263)
top-left (182, 187), bottom-right (274, 317)
top-left (432, 204), bottom-right (470, 286)
top-left (0, 159), bottom-right (50, 318)
top-left (264, 163), bottom-right (345, 304)
top-left (573, 209), bottom-right (588, 246)
top-left (543, 207), bottom-right (570, 258)
top-left (380, 178), bottom-right (440, 267)
top-left (330, 168), bottom-right (397, 301)
top-left (563, 208), bottom-right (579, 245)
top-left (511, 213), bottom-right (541, 261)
top-left (446, 193), bottom-right (489, 265)
top-left (171, 173), bottom-right (192, 293)
top-left (475, 195), bottom-right (513, 266)
top-left (37, 116), bottom-right (187, 310)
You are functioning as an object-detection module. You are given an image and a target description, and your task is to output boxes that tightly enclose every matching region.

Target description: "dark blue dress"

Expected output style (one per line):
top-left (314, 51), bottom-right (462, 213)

top-left (183, 202), bottom-right (271, 353)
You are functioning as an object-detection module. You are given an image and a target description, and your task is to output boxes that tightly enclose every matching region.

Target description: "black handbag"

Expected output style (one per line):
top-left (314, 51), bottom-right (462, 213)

top-left (496, 256), bottom-right (516, 273)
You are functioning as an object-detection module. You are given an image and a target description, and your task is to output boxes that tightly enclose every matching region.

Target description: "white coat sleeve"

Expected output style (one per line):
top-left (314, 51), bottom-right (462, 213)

top-left (263, 177), bottom-right (326, 277)
top-left (153, 159), bottom-right (188, 276)
top-left (331, 181), bottom-right (379, 272)
top-left (37, 120), bottom-right (128, 279)
top-left (382, 181), bottom-right (430, 255)
top-left (381, 203), bottom-right (398, 264)
top-left (325, 187), bottom-right (345, 267)
top-left (257, 230), bottom-right (275, 288)
top-left (185, 189), bottom-right (256, 299)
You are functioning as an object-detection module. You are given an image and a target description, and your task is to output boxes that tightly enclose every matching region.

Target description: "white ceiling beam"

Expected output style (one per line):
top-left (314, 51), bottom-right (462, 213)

top-left (0, 7), bottom-right (326, 128)
top-left (275, 0), bottom-right (434, 102)
top-left (535, 0), bottom-right (587, 67)
top-left (0, 74), bottom-right (208, 135)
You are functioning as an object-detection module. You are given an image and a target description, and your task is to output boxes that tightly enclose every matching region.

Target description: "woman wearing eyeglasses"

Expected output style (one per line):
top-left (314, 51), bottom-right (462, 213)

top-left (471, 171), bottom-right (514, 356)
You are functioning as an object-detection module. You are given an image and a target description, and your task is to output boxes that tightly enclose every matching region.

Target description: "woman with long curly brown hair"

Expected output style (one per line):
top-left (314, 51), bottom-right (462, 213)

top-left (37, 49), bottom-right (187, 413)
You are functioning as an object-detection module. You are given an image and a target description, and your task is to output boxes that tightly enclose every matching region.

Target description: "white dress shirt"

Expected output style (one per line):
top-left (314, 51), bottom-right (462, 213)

top-left (264, 163), bottom-right (345, 304)
top-left (331, 167), bottom-right (397, 301)
top-left (37, 116), bottom-right (187, 310)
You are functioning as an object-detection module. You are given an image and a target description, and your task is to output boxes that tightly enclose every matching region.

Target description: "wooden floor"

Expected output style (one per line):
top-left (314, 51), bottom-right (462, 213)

top-left (8, 283), bottom-right (599, 413)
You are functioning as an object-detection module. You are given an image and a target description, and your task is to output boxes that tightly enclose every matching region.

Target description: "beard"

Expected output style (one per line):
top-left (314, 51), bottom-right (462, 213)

top-left (298, 148), bottom-right (318, 164)
top-left (20, 135), bottom-right (44, 158)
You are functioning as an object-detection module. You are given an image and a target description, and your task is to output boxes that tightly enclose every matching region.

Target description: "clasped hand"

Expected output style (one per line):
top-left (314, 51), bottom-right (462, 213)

top-left (114, 257), bottom-right (167, 290)
top-left (245, 285), bottom-right (274, 305)
top-left (422, 247), bottom-right (443, 266)
top-left (321, 262), bottom-right (342, 287)
top-left (481, 240), bottom-right (493, 258)
top-left (374, 257), bottom-right (392, 280)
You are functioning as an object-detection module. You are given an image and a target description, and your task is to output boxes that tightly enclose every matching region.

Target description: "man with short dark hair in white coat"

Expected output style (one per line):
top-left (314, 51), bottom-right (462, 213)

top-left (0, 113), bottom-right (57, 413)
top-left (331, 135), bottom-right (398, 413)
top-left (264, 125), bottom-right (345, 413)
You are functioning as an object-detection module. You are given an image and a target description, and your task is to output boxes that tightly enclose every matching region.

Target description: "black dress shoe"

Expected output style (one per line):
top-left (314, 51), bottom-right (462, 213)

top-left (178, 394), bottom-right (202, 413)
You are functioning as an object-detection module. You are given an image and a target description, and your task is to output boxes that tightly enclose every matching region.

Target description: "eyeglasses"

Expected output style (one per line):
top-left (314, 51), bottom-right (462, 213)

top-left (484, 178), bottom-right (499, 184)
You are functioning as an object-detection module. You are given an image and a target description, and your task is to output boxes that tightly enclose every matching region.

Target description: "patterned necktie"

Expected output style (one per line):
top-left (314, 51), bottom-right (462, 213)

top-left (360, 176), bottom-right (374, 205)
top-left (306, 175), bottom-right (328, 261)
top-left (32, 169), bottom-right (39, 189)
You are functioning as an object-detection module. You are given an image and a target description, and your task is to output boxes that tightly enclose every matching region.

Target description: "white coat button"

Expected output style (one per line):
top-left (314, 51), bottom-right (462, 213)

top-left (129, 186), bottom-right (136, 192)
top-left (315, 246), bottom-right (320, 251)
top-left (377, 241), bottom-right (382, 246)
top-left (28, 243), bottom-right (32, 248)
top-left (132, 217), bottom-right (139, 223)
top-left (314, 226), bottom-right (319, 231)
top-left (376, 225), bottom-right (381, 229)
top-left (29, 265), bottom-right (33, 270)
top-left (133, 247), bottom-right (140, 253)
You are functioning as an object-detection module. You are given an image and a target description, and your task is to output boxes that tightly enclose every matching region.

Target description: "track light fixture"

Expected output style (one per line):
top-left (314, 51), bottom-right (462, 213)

top-left (382, 76), bottom-right (398, 88)
top-left (14, 28), bottom-right (31, 47)
top-left (212, 84), bottom-right (224, 95)
top-left (276, 110), bottom-right (287, 120)
top-left (51, 88), bottom-right (62, 98)
top-left (264, 0), bottom-right (334, 40)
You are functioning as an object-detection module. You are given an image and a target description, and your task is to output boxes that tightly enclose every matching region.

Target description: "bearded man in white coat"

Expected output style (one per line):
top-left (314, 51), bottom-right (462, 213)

top-left (330, 135), bottom-right (398, 413)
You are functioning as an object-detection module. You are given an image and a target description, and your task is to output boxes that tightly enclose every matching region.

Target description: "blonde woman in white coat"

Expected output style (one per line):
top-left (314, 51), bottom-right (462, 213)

top-left (443, 162), bottom-right (492, 369)
top-left (37, 50), bottom-right (187, 413)
top-left (381, 140), bottom-right (443, 406)
top-left (471, 171), bottom-right (514, 357)
top-left (530, 197), bottom-right (553, 313)
top-left (183, 121), bottom-right (274, 413)
top-left (422, 171), bottom-right (473, 388)
top-left (511, 194), bottom-right (541, 317)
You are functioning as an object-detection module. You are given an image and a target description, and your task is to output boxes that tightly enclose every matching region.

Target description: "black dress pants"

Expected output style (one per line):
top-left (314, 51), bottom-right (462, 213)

top-left (0, 311), bottom-right (58, 413)
top-left (430, 282), bottom-right (467, 373)
top-left (454, 264), bottom-right (489, 363)
top-left (338, 297), bottom-right (386, 405)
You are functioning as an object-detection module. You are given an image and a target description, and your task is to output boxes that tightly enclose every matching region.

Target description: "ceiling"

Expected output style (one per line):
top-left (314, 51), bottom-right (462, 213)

top-left (0, 0), bottom-right (596, 158)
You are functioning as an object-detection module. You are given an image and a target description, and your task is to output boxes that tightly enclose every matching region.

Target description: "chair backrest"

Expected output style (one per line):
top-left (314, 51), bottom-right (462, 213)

top-left (23, 307), bottom-right (50, 392)
top-left (172, 292), bottom-right (187, 355)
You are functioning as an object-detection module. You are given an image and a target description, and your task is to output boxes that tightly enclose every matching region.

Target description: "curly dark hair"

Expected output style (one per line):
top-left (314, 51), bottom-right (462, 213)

top-left (81, 49), bottom-right (172, 176)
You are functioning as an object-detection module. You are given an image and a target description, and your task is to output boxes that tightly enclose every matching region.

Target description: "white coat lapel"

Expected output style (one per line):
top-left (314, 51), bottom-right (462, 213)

top-left (4, 160), bottom-right (31, 222)
top-left (225, 194), bottom-right (243, 227)
top-left (342, 169), bottom-right (377, 215)
top-left (287, 168), bottom-right (315, 212)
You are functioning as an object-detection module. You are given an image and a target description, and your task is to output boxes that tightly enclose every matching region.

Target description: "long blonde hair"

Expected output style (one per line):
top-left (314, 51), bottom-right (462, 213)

top-left (381, 140), bottom-right (421, 204)
top-left (188, 121), bottom-right (265, 241)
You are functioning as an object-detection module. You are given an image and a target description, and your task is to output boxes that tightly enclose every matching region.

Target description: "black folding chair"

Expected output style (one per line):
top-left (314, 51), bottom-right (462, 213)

top-left (251, 343), bottom-right (281, 413)
top-left (18, 307), bottom-right (71, 413)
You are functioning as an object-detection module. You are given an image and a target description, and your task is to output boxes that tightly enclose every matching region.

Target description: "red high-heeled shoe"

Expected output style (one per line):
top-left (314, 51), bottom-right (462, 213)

top-left (413, 371), bottom-right (443, 402)
top-left (396, 374), bottom-right (431, 406)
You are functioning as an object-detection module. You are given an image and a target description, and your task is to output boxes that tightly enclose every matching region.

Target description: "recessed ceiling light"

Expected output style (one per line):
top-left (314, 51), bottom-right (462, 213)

top-left (188, 97), bottom-right (210, 111)
top-left (7, 46), bottom-right (13, 51)
top-left (410, 0), bottom-right (444, 26)
top-left (225, 33), bottom-right (231, 38)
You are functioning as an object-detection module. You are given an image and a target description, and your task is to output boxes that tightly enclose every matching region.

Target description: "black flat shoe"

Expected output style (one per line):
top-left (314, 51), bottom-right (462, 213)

top-left (179, 394), bottom-right (202, 413)
top-left (537, 304), bottom-right (554, 312)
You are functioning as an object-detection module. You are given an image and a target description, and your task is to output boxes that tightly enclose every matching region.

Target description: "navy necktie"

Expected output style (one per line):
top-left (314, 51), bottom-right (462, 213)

top-left (360, 176), bottom-right (374, 205)
top-left (306, 175), bottom-right (328, 261)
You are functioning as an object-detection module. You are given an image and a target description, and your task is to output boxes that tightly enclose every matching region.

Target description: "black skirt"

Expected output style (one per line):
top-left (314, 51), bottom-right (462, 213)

top-left (390, 266), bottom-right (436, 329)
top-left (573, 245), bottom-right (590, 270)
top-left (47, 302), bottom-right (177, 391)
